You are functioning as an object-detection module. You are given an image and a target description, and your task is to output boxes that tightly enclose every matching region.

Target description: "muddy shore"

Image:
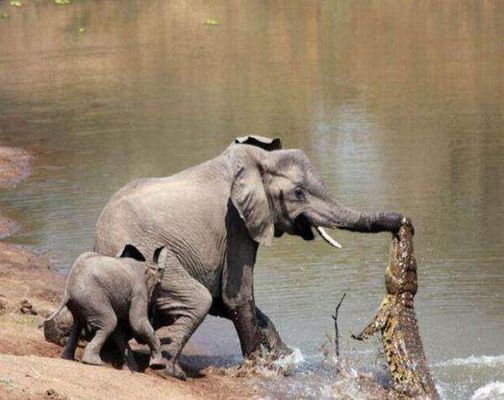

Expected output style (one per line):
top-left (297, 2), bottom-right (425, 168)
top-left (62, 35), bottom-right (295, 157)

top-left (0, 146), bottom-right (31, 239)
top-left (0, 147), bottom-right (258, 400)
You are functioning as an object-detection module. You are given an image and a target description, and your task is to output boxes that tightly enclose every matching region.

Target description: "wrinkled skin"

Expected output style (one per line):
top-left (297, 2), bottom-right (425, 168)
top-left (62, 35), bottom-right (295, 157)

top-left (43, 247), bottom-right (167, 370)
top-left (352, 219), bottom-right (439, 399)
top-left (94, 136), bottom-right (403, 379)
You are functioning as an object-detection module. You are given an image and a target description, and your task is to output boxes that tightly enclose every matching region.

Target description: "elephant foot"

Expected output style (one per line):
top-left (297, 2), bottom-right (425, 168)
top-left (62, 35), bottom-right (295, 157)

top-left (246, 341), bottom-right (296, 366)
top-left (149, 356), bottom-right (167, 370)
top-left (125, 350), bottom-right (140, 372)
top-left (154, 362), bottom-right (187, 381)
top-left (249, 336), bottom-right (292, 362)
top-left (81, 352), bottom-right (105, 366)
top-left (60, 353), bottom-right (75, 361)
top-left (271, 341), bottom-right (293, 358)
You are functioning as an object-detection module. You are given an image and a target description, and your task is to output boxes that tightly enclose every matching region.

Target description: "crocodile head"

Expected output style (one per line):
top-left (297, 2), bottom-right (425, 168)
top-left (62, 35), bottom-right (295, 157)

top-left (385, 217), bottom-right (417, 296)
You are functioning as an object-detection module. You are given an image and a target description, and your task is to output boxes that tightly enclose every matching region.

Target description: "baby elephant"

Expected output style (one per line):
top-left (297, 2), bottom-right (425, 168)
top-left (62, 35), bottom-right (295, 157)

top-left (43, 245), bottom-right (166, 369)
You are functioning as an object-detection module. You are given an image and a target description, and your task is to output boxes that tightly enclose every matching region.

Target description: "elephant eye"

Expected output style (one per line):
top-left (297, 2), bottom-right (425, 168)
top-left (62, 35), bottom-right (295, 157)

top-left (294, 187), bottom-right (305, 200)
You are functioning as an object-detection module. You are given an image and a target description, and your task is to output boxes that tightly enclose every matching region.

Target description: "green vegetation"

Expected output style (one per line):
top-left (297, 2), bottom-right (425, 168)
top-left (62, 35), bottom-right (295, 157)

top-left (0, 374), bottom-right (17, 391)
top-left (204, 18), bottom-right (219, 26)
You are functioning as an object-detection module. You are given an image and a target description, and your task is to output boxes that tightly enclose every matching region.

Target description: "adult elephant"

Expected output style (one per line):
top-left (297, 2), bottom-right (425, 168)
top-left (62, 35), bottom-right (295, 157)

top-left (94, 136), bottom-right (403, 379)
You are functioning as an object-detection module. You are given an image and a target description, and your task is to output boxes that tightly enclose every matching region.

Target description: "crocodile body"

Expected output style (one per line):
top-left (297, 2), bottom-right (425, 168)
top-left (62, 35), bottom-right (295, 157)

top-left (353, 219), bottom-right (439, 399)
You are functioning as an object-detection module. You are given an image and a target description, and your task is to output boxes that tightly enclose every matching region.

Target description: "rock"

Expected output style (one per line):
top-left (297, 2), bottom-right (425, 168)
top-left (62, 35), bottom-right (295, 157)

top-left (19, 299), bottom-right (38, 315)
top-left (0, 295), bottom-right (8, 315)
top-left (44, 388), bottom-right (68, 400)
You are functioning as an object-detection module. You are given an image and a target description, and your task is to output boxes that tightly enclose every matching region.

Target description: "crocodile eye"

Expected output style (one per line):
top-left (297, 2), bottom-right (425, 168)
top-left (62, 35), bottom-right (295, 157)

top-left (294, 187), bottom-right (305, 200)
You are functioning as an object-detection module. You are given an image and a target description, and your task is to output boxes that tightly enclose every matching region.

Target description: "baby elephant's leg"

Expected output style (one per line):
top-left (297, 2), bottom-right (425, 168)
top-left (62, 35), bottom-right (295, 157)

top-left (61, 320), bottom-right (81, 361)
top-left (110, 329), bottom-right (139, 372)
top-left (129, 294), bottom-right (165, 370)
top-left (82, 307), bottom-right (118, 366)
top-left (156, 252), bottom-right (213, 380)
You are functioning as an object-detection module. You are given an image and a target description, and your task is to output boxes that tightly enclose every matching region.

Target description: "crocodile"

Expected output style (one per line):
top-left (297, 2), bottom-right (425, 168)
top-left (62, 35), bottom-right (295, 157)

top-left (352, 218), bottom-right (439, 399)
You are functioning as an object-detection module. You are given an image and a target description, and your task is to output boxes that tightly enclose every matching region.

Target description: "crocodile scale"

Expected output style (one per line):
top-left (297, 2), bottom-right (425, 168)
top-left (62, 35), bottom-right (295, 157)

top-left (352, 218), bottom-right (439, 399)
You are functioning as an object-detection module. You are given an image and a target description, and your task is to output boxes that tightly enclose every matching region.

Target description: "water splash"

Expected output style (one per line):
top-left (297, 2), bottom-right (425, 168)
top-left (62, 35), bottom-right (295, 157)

top-left (205, 347), bottom-right (504, 399)
top-left (435, 355), bottom-right (504, 368)
top-left (209, 347), bottom-right (305, 378)
top-left (271, 348), bottom-right (305, 373)
top-left (471, 381), bottom-right (504, 400)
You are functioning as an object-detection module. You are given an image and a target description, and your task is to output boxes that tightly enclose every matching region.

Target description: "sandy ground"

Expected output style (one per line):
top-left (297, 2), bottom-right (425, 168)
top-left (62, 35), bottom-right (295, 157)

top-left (0, 146), bottom-right (259, 400)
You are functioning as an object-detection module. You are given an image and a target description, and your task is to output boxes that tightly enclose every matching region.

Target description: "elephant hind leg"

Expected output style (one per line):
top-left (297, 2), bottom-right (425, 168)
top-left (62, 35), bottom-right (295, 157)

top-left (128, 294), bottom-right (165, 370)
top-left (81, 308), bottom-right (118, 366)
top-left (110, 329), bottom-right (139, 371)
top-left (156, 251), bottom-right (213, 380)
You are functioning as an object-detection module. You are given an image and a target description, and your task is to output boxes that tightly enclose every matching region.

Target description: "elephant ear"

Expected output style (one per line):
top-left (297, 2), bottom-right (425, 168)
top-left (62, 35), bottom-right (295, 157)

top-left (234, 135), bottom-right (282, 151)
top-left (230, 165), bottom-right (274, 246)
top-left (118, 244), bottom-right (146, 262)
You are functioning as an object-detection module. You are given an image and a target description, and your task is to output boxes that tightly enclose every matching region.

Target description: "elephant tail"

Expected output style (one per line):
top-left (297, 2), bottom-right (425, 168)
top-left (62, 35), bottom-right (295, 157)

top-left (37, 292), bottom-right (69, 328)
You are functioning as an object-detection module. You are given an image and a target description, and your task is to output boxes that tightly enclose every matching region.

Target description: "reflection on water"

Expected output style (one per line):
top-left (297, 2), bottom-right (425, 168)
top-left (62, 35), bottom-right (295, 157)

top-left (0, 1), bottom-right (502, 398)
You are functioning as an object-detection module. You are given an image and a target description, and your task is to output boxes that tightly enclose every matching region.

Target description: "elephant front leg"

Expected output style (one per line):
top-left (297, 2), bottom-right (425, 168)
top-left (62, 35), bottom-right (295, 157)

top-left (225, 299), bottom-right (262, 358)
top-left (255, 307), bottom-right (292, 357)
top-left (223, 299), bottom-right (290, 359)
top-left (223, 229), bottom-right (290, 359)
top-left (211, 298), bottom-right (291, 358)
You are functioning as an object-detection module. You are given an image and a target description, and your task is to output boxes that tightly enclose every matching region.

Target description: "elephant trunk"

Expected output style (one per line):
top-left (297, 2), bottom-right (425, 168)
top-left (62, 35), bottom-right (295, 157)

top-left (331, 203), bottom-right (403, 234)
top-left (304, 198), bottom-right (403, 248)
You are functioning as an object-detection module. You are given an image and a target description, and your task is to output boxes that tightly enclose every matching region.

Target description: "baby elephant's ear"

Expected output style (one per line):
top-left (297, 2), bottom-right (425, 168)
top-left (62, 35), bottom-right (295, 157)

top-left (118, 244), bottom-right (146, 262)
top-left (234, 135), bottom-right (282, 151)
top-left (153, 246), bottom-right (168, 268)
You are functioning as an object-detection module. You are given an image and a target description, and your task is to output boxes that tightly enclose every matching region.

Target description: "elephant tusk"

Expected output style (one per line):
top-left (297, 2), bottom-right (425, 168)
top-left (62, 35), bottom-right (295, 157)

top-left (315, 227), bottom-right (342, 249)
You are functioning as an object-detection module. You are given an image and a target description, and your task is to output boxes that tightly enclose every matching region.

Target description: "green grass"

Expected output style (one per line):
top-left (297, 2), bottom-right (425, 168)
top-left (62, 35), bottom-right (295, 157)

top-left (0, 374), bottom-right (17, 391)
top-left (204, 18), bottom-right (219, 26)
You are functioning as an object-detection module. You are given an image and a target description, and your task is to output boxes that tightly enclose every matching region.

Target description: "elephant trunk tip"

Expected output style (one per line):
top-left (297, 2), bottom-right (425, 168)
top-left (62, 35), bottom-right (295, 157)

top-left (331, 205), bottom-right (407, 235)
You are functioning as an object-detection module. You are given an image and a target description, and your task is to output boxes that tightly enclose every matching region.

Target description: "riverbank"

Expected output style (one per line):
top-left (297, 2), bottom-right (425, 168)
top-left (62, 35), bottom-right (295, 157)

top-left (0, 146), bottom-right (31, 239)
top-left (0, 242), bottom-right (257, 400)
top-left (0, 146), bottom-right (31, 189)
top-left (0, 146), bottom-right (257, 400)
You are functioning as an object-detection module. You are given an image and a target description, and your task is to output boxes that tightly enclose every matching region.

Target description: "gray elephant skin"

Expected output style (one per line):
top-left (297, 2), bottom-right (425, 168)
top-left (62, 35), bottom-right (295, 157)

top-left (94, 136), bottom-right (403, 379)
top-left (43, 246), bottom-right (167, 370)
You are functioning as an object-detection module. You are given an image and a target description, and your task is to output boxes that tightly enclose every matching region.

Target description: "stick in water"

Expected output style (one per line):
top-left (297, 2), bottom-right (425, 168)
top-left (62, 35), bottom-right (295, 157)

top-left (332, 293), bottom-right (346, 357)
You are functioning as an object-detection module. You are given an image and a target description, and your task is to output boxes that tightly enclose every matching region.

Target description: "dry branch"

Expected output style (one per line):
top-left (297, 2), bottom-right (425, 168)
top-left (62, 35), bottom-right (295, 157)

top-left (331, 293), bottom-right (346, 357)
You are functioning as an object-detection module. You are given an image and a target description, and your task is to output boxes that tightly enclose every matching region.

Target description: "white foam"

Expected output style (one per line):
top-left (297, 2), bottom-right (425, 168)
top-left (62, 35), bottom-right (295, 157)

top-left (435, 354), bottom-right (504, 368)
top-left (471, 382), bottom-right (504, 400)
top-left (272, 347), bottom-right (304, 370)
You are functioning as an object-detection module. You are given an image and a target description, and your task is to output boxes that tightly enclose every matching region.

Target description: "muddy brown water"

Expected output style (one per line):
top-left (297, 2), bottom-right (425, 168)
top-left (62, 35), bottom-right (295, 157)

top-left (0, 1), bottom-right (503, 398)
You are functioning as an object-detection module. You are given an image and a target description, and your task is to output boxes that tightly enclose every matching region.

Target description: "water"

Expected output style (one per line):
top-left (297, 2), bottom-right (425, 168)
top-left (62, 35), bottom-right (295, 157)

top-left (1, 1), bottom-right (503, 398)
